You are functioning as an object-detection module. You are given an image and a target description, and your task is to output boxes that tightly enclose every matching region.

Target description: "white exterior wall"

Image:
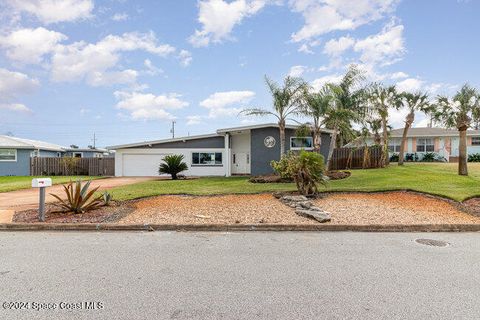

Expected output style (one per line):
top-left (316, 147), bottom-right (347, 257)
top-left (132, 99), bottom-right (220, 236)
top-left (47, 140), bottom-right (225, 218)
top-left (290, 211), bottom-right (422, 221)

top-left (115, 148), bottom-right (226, 177)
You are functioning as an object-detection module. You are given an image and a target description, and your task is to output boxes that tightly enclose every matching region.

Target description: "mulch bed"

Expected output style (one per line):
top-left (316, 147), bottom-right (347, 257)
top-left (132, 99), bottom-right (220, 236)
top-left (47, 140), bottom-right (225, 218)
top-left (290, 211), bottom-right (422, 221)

top-left (249, 171), bottom-right (351, 184)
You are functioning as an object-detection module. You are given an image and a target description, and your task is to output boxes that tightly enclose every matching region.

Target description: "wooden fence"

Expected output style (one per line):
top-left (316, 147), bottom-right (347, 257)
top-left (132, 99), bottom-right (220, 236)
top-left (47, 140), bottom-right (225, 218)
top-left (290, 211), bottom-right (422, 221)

top-left (330, 146), bottom-right (386, 170)
top-left (30, 157), bottom-right (115, 176)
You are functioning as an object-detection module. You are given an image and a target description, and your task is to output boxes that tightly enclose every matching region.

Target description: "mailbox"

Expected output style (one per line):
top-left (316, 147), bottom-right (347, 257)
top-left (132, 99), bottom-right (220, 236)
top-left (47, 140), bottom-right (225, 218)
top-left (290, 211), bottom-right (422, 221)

top-left (32, 178), bottom-right (52, 188)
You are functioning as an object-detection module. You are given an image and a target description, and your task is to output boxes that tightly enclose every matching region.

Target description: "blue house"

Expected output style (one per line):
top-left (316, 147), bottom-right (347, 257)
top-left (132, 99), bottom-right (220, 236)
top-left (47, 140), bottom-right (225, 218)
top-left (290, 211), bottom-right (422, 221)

top-left (64, 147), bottom-right (112, 158)
top-left (0, 135), bottom-right (65, 176)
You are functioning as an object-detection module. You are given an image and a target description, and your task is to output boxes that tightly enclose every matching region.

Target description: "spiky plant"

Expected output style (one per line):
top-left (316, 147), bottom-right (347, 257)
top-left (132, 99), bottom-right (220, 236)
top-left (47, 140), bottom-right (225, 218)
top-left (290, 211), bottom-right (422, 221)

top-left (159, 154), bottom-right (188, 180)
top-left (50, 180), bottom-right (103, 214)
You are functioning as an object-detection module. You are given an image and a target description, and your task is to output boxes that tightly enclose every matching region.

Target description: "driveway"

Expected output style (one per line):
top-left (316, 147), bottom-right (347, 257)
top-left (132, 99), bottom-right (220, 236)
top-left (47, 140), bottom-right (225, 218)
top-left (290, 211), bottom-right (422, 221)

top-left (1, 232), bottom-right (479, 319)
top-left (0, 177), bottom-right (153, 212)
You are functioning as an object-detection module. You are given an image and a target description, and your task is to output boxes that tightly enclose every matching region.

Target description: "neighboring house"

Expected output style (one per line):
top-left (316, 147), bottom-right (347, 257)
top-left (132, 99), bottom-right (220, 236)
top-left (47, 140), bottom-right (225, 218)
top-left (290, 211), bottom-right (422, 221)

top-left (108, 123), bottom-right (333, 177)
top-left (357, 127), bottom-right (480, 162)
top-left (65, 147), bottom-right (112, 158)
top-left (0, 135), bottom-right (65, 176)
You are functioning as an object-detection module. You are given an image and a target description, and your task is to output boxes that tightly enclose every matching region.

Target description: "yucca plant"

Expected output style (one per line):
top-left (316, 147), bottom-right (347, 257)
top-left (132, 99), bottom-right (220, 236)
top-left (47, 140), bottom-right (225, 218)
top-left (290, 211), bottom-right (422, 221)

top-left (51, 180), bottom-right (104, 214)
top-left (159, 154), bottom-right (188, 180)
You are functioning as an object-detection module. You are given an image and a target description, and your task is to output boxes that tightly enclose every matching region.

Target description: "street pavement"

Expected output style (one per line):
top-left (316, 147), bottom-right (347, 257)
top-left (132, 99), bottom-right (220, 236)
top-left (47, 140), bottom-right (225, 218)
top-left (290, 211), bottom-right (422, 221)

top-left (1, 231), bottom-right (480, 319)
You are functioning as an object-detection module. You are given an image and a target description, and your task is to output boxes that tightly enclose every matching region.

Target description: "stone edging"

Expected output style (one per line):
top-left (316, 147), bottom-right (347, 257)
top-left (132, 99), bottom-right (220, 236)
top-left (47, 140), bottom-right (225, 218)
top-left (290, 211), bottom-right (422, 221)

top-left (1, 223), bottom-right (480, 232)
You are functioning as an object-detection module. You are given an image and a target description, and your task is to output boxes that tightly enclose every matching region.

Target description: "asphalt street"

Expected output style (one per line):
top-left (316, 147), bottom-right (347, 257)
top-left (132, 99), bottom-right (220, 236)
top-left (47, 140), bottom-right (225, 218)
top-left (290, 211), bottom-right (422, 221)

top-left (1, 231), bottom-right (479, 319)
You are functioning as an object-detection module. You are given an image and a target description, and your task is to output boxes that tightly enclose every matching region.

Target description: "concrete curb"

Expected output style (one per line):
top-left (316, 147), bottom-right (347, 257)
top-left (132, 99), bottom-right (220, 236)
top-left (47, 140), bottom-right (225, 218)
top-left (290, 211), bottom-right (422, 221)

top-left (1, 223), bottom-right (480, 232)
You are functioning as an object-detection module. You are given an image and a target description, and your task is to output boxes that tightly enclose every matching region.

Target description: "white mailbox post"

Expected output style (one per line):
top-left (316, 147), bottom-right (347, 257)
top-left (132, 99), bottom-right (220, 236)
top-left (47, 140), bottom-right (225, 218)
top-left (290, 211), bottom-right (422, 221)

top-left (32, 178), bottom-right (52, 222)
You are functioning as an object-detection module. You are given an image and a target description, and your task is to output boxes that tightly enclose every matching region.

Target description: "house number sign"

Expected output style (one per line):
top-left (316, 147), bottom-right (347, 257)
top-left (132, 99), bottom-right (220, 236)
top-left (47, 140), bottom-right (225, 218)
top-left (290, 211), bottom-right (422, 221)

top-left (264, 136), bottom-right (276, 148)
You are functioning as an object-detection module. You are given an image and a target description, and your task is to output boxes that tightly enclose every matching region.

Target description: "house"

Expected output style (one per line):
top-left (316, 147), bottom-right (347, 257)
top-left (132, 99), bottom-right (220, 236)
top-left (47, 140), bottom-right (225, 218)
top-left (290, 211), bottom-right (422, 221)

top-left (108, 123), bottom-right (333, 177)
top-left (362, 127), bottom-right (480, 162)
top-left (0, 135), bottom-right (65, 176)
top-left (64, 147), bottom-right (112, 158)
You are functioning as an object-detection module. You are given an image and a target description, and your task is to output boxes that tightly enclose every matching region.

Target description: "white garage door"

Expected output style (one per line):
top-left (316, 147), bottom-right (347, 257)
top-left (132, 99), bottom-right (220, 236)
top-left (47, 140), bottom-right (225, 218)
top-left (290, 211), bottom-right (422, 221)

top-left (122, 153), bottom-right (169, 176)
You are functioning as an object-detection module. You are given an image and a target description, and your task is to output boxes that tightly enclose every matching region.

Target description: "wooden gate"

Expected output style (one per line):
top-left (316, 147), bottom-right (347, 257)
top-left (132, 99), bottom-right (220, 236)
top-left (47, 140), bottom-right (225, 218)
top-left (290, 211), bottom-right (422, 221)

top-left (30, 157), bottom-right (115, 176)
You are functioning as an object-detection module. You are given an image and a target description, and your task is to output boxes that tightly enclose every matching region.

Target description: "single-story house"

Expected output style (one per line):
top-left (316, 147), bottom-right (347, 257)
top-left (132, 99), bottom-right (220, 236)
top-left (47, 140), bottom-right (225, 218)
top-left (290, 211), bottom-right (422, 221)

top-left (0, 135), bottom-right (65, 176)
top-left (360, 127), bottom-right (480, 162)
top-left (64, 147), bottom-right (112, 158)
top-left (108, 123), bottom-right (333, 177)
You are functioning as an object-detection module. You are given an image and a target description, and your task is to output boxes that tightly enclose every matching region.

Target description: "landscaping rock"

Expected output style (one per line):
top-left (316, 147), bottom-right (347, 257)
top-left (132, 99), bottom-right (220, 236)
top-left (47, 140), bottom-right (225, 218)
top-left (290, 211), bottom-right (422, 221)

top-left (281, 195), bottom-right (308, 202)
top-left (279, 194), bottom-right (331, 223)
top-left (295, 209), bottom-right (331, 223)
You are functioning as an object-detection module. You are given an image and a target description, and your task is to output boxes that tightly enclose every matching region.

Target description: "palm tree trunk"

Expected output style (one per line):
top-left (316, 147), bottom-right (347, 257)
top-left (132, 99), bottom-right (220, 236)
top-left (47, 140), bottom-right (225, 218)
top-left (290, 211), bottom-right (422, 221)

top-left (398, 112), bottom-right (414, 166)
top-left (279, 119), bottom-right (286, 156)
top-left (326, 128), bottom-right (338, 171)
top-left (380, 116), bottom-right (388, 167)
top-left (313, 125), bottom-right (321, 153)
top-left (458, 128), bottom-right (468, 176)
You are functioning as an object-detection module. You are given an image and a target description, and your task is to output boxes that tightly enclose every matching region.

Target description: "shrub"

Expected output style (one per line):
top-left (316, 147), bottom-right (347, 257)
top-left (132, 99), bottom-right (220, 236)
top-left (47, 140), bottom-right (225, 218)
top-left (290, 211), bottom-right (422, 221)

top-left (103, 191), bottom-right (113, 206)
top-left (271, 150), bottom-right (327, 196)
top-left (60, 157), bottom-right (79, 175)
top-left (389, 153), bottom-right (399, 162)
top-left (468, 153), bottom-right (480, 162)
top-left (405, 153), bottom-right (419, 162)
top-left (50, 180), bottom-right (104, 214)
top-left (159, 154), bottom-right (188, 180)
top-left (422, 152), bottom-right (435, 162)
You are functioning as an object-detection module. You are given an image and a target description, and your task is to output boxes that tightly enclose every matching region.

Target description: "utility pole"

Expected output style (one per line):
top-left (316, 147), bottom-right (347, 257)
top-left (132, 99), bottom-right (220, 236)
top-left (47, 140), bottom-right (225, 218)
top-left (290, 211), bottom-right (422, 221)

top-left (92, 132), bottom-right (98, 148)
top-left (170, 121), bottom-right (176, 138)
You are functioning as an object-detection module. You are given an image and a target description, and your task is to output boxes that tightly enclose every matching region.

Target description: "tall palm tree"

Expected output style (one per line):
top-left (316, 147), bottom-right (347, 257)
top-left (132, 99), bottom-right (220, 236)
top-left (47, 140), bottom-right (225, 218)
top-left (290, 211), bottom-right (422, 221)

top-left (366, 84), bottom-right (402, 166)
top-left (301, 84), bottom-right (335, 153)
top-left (242, 76), bottom-right (307, 156)
top-left (434, 84), bottom-right (480, 176)
top-left (397, 92), bottom-right (430, 165)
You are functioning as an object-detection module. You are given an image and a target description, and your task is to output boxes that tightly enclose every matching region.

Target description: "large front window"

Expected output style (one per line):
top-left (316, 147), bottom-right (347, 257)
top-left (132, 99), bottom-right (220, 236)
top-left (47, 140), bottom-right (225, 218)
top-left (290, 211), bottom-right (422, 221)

top-left (192, 152), bottom-right (222, 165)
top-left (416, 138), bottom-right (434, 152)
top-left (290, 137), bottom-right (313, 150)
top-left (388, 139), bottom-right (401, 153)
top-left (472, 137), bottom-right (480, 146)
top-left (0, 149), bottom-right (17, 161)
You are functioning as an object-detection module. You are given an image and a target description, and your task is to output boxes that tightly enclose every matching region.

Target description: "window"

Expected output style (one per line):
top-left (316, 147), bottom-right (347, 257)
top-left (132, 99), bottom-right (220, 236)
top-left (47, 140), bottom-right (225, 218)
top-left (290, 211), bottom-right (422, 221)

top-left (192, 152), bottom-right (222, 165)
top-left (388, 139), bottom-right (401, 153)
top-left (30, 150), bottom-right (39, 158)
top-left (472, 137), bottom-right (480, 146)
top-left (0, 149), bottom-right (17, 161)
top-left (290, 137), bottom-right (313, 150)
top-left (73, 152), bottom-right (83, 158)
top-left (416, 138), bottom-right (434, 152)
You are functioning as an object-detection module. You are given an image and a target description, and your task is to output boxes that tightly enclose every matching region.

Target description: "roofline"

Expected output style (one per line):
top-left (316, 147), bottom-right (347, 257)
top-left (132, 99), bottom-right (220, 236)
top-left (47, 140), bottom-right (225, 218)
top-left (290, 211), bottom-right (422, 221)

top-left (0, 145), bottom-right (65, 152)
top-left (217, 123), bottom-right (334, 134)
top-left (107, 133), bottom-right (222, 150)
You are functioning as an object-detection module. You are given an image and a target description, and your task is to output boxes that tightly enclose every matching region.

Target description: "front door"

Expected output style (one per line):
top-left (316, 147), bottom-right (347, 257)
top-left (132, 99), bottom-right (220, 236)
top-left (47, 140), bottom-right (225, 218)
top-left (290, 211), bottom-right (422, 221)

top-left (232, 152), bottom-right (248, 174)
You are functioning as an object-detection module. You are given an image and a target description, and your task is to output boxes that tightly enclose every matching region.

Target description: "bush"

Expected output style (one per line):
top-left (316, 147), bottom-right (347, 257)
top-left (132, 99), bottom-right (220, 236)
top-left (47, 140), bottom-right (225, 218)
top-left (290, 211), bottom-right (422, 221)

top-left (271, 150), bottom-right (327, 196)
top-left (389, 153), bottom-right (399, 162)
top-left (468, 153), bottom-right (480, 162)
top-left (50, 180), bottom-right (104, 214)
top-left (159, 154), bottom-right (188, 180)
top-left (405, 153), bottom-right (419, 162)
top-left (422, 152), bottom-right (435, 162)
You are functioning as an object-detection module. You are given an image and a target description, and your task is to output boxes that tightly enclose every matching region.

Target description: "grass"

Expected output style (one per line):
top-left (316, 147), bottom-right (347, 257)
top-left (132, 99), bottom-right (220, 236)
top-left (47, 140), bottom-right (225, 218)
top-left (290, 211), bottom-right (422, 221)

top-left (0, 176), bottom-right (103, 193)
top-left (109, 163), bottom-right (480, 202)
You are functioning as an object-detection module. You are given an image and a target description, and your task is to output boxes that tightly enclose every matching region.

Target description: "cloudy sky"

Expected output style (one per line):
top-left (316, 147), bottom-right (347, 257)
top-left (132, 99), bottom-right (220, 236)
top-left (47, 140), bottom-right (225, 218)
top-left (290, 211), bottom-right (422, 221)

top-left (0, 0), bottom-right (478, 147)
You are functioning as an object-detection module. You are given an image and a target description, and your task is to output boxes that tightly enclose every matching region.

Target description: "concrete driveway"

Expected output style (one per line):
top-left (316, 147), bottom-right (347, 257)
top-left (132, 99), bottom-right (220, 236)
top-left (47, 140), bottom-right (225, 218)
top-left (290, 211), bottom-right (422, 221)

top-left (0, 177), bottom-right (153, 213)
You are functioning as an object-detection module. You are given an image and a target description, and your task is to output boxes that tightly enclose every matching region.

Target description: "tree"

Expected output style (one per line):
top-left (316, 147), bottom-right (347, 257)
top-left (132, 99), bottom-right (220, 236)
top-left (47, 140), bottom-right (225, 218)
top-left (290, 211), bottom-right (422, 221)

top-left (397, 92), bottom-right (430, 165)
top-left (242, 76), bottom-right (307, 156)
top-left (434, 84), bottom-right (480, 176)
top-left (159, 154), bottom-right (188, 180)
top-left (301, 84), bottom-right (335, 153)
top-left (366, 84), bottom-right (402, 166)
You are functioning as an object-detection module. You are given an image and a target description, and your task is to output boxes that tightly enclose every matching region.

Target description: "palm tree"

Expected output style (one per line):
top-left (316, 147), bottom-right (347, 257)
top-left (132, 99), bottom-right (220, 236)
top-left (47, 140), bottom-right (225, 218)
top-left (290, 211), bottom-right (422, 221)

top-left (301, 84), bottom-right (335, 153)
top-left (242, 76), bottom-right (307, 156)
top-left (159, 154), bottom-right (188, 180)
top-left (366, 84), bottom-right (402, 166)
top-left (397, 92), bottom-right (430, 165)
top-left (434, 84), bottom-right (480, 176)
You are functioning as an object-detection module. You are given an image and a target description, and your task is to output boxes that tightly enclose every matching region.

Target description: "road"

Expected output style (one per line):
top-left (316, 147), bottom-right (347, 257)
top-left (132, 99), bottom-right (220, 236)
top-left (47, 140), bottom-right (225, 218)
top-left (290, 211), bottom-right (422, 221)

top-left (1, 231), bottom-right (480, 319)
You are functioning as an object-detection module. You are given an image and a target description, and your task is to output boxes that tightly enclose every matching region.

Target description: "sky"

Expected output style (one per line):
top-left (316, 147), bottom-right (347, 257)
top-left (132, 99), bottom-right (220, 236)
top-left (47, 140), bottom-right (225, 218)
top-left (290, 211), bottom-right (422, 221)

top-left (0, 0), bottom-right (479, 148)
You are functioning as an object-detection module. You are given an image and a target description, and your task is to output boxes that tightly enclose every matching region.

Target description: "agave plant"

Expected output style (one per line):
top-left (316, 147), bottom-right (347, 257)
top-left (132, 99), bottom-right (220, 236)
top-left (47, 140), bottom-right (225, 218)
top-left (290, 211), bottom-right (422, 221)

top-left (51, 180), bottom-right (104, 214)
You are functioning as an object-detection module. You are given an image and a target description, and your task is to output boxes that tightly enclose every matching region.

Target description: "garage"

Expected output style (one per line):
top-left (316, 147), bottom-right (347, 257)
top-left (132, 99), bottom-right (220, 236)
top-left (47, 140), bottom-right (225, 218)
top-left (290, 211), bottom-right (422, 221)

top-left (122, 153), bottom-right (168, 176)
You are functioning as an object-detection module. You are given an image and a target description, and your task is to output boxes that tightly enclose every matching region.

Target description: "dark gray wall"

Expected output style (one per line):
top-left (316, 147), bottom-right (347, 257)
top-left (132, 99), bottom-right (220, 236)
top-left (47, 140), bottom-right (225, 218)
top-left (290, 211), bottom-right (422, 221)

top-left (0, 149), bottom-right (31, 176)
top-left (250, 127), bottom-right (331, 176)
top-left (129, 136), bottom-right (224, 149)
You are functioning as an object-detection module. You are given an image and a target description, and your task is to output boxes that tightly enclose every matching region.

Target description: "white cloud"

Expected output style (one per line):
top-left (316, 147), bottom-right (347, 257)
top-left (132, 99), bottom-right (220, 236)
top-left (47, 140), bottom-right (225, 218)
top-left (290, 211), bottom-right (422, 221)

top-left (186, 115), bottom-right (203, 125)
top-left (51, 32), bottom-right (176, 85)
top-left (143, 59), bottom-right (163, 75)
top-left (390, 71), bottom-right (409, 79)
top-left (114, 91), bottom-right (188, 120)
top-left (189, 0), bottom-right (269, 47)
top-left (5, 0), bottom-right (94, 24)
top-left (179, 50), bottom-right (192, 67)
top-left (353, 22), bottom-right (405, 66)
top-left (111, 13), bottom-right (128, 21)
top-left (290, 0), bottom-right (399, 42)
top-left (311, 74), bottom-right (343, 91)
top-left (323, 36), bottom-right (355, 56)
top-left (0, 68), bottom-right (39, 113)
top-left (0, 27), bottom-right (67, 64)
top-left (88, 69), bottom-right (138, 87)
top-left (288, 65), bottom-right (307, 77)
top-left (200, 90), bottom-right (255, 118)
top-left (396, 78), bottom-right (425, 93)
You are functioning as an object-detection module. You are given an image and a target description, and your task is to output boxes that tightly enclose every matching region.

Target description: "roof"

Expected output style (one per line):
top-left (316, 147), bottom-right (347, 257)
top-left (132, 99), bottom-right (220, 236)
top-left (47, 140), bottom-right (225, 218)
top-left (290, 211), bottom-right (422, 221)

top-left (217, 123), bottom-right (334, 134)
top-left (0, 135), bottom-right (65, 152)
top-left (389, 127), bottom-right (480, 138)
top-left (65, 148), bottom-right (109, 153)
top-left (107, 133), bottom-right (221, 150)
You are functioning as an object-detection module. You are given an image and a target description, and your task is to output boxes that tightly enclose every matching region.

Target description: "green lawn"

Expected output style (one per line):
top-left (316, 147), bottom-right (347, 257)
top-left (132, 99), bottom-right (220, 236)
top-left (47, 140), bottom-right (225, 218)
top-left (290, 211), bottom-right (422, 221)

top-left (0, 176), bottom-right (103, 193)
top-left (110, 163), bottom-right (480, 202)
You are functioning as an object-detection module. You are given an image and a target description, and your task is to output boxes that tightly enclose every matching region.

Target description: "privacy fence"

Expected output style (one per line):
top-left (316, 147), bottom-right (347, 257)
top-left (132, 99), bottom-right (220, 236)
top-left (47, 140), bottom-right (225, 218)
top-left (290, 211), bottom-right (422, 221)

top-left (30, 157), bottom-right (115, 176)
top-left (330, 146), bottom-right (386, 170)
